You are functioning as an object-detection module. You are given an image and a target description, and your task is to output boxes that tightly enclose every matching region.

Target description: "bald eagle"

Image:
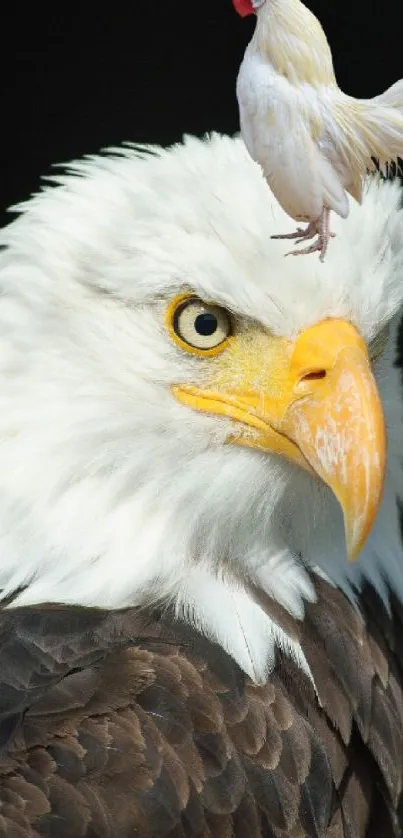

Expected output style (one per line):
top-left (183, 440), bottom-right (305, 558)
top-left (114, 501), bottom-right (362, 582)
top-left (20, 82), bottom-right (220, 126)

top-left (0, 134), bottom-right (403, 837)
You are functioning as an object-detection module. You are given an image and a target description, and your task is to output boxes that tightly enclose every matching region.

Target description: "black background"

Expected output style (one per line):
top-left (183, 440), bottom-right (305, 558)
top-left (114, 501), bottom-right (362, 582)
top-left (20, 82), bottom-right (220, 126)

top-left (1, 1), bottom-right (402, 226)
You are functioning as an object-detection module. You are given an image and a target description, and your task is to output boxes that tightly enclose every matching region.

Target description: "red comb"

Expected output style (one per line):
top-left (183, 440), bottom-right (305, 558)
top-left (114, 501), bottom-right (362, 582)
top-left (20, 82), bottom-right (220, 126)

top-left (232, 0), bottom-right (255, 17)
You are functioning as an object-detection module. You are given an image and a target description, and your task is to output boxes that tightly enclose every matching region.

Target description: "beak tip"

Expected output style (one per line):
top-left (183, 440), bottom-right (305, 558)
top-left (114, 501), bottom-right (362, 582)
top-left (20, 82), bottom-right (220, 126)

top-left (344, 511), bottom-right (378, 563)
top-left (346, 541), bottom-right (362, 563)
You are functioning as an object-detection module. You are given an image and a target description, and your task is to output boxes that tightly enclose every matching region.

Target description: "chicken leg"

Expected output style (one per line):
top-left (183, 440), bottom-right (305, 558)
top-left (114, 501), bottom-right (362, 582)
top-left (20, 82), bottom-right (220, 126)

top-left (271, 208), bottom-right (335, 262)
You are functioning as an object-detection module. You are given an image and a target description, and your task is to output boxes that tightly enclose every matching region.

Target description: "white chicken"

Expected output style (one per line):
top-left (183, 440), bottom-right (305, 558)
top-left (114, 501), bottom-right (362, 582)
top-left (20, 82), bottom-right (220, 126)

top-left (233, 0), bottom-right (403, 260)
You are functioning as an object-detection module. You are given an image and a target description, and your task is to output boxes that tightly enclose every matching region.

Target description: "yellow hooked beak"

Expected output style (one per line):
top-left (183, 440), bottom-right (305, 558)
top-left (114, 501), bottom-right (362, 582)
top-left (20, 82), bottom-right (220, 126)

top-left (172, 319), bottom-right (386, 561)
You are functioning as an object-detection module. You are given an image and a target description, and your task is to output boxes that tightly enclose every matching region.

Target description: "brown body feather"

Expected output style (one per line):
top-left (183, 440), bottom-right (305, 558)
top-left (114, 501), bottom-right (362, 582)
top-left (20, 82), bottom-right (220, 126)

top-left (0, 576), bottom-right (403, 837)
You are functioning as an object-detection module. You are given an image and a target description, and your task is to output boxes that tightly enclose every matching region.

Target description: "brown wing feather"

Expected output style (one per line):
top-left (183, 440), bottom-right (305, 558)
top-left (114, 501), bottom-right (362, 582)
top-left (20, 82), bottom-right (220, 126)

top-left (1, 577), bottom-right (403, 837)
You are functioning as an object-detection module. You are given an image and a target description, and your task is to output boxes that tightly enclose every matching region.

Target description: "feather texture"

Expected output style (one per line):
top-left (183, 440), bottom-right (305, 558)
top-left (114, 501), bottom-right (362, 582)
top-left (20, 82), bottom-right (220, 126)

top-left (0, 578), bottom-right (403, 836)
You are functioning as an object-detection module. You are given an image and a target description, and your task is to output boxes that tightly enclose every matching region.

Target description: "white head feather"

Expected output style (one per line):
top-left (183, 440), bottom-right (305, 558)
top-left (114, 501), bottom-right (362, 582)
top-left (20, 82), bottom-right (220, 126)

top-left (0, 134), bottom-right (402, 683)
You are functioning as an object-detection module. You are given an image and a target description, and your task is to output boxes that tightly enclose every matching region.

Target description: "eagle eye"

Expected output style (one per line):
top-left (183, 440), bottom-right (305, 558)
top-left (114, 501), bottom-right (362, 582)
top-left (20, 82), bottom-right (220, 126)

top-left (166, 295), bottom-right (233, 356)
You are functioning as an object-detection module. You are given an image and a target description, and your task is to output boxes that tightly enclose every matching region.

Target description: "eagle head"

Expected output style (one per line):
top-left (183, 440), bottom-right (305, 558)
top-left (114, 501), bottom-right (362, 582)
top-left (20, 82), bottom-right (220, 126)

top-left (0, 134), bottom-right (402, 683)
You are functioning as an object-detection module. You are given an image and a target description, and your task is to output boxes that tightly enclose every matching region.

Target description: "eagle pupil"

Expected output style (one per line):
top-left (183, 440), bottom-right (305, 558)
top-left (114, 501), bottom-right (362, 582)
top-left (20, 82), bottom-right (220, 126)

top-left (195, 313), bottom-right (217, 336)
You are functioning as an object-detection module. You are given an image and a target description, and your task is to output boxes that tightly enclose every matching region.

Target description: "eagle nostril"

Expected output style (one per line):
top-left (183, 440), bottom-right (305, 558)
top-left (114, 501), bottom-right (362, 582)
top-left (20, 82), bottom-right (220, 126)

top-left (301, 370), bottom-right (327, 382)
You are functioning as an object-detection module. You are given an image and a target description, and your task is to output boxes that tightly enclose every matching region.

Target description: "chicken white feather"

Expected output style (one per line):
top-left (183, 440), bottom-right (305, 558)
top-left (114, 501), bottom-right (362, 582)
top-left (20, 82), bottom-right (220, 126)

top-left (233, 0), bottom-right (403, 260)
